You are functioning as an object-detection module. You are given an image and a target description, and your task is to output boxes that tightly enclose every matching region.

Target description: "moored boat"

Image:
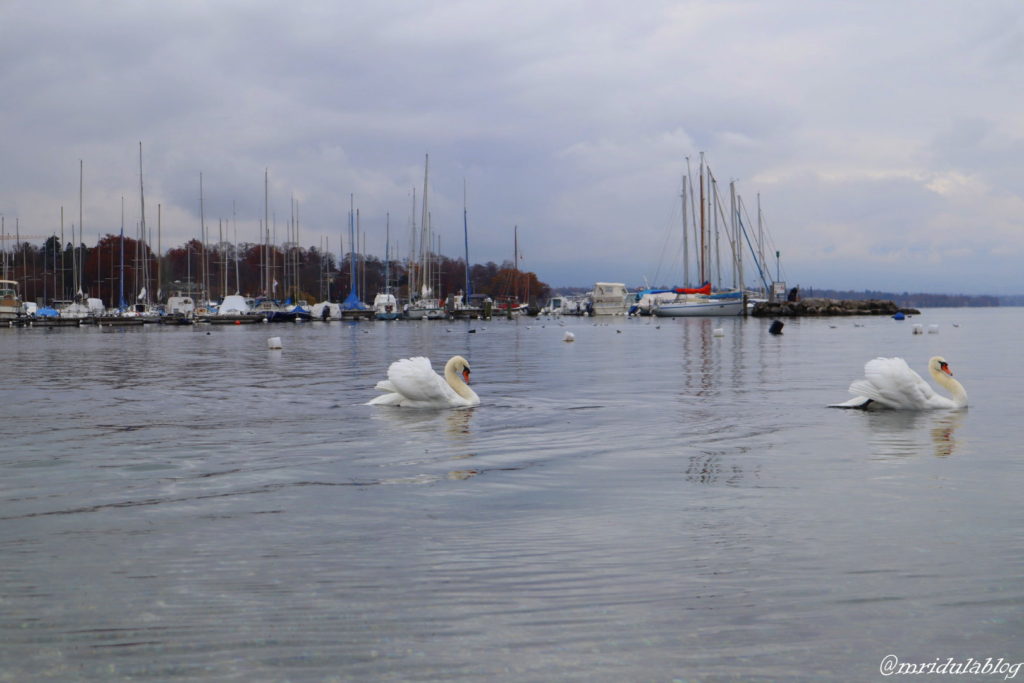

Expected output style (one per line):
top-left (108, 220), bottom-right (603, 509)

top-left (589, 282), bottom-right (630, 316)
top-left (373, 292), bottom-right (401, 320)
top-left (652, 282), bottom-right (744, 318)
top-left (207, 294), bottom-right (262, 324)
top-left (0, 280), bottom-right (23, 322)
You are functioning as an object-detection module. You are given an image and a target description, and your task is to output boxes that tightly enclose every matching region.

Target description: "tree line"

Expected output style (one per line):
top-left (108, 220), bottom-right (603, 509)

top-left (0, 236), bottom-right (551, 308)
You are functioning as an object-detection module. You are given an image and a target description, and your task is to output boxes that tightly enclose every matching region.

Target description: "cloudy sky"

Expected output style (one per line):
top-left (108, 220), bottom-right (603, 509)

top-left (2, 1), bottom-right (1022, 294)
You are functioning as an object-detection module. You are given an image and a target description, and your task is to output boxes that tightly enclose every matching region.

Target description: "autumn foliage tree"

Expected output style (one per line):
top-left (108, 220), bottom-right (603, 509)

top-left (5, 237), bottom-right (550, 307)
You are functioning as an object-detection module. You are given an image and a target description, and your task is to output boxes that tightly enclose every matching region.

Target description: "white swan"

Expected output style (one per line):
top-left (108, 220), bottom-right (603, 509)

top-left (367, 355), bottom-right (480, 408)
top-left (830, 356), bottom-right (967, 410)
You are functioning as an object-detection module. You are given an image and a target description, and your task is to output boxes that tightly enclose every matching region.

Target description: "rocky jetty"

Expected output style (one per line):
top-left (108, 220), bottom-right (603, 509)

top-left (751, 298), bottom-right (920, 317)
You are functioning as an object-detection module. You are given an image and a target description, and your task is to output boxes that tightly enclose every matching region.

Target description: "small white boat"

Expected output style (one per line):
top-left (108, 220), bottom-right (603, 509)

top-left (404, 297), bottom-right (445, 320)
top-left (541, 295), bottom-right (590, 316)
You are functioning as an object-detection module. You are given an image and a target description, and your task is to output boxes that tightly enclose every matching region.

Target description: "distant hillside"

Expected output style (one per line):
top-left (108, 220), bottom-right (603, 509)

top-left (801, 288), bottom-right (1001, 308)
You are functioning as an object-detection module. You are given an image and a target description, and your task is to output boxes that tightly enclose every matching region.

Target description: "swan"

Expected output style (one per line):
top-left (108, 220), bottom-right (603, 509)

top-left (367, 355), bottom-right (480, 408)
top-left (830, 356), bottom-right (967, 410)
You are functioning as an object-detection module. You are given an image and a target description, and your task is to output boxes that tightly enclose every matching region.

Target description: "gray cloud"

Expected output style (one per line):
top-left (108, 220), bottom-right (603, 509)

top-left (1, 0), bottom-right (1022, 294)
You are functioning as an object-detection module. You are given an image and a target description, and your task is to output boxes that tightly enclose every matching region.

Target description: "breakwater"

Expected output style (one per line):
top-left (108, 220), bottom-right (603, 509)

top-left (752, 297), bottom-right (920, 317)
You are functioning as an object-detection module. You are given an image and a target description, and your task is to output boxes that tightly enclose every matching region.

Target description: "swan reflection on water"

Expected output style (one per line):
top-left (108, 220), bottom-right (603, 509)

top-left (369, 403), bottom-right (475, 437)
top-left (865, 410), bottom-right (964, 459)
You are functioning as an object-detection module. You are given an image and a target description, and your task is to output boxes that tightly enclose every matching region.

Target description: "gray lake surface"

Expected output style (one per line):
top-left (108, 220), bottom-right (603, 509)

top-left (1, 309), bottom-right (1021, 681)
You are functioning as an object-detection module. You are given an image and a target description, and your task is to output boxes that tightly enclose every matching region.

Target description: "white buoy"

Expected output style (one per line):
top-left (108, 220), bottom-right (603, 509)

top-left (713, 328), bottom-right (725, 337)
top-left (928, 324), bottom-right (939, 334)
top-left (912, 324), bottom-right (923, 335)
top-left (563, 331), bottom-right (575, 343)
top-left (267, 336), bottom-right (283, 349)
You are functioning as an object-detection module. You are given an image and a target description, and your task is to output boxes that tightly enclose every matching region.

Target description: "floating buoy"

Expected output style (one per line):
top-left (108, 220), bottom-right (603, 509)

top-left (267, 336), bottom-right (283, 349)
top-left (713, 328), bottom-right (725, 337)
top-left (769, 320), bottom-right (784, 335)
top-left (563, 331), bottom-right (575, 343)
top-left (912, 324), bottom-right (923, 335)
top-left (893, 312), bottom-right (905, 321)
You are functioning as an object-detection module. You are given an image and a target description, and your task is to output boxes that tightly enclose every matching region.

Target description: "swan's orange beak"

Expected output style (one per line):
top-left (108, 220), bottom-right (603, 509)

top-left (939, 362), bottom-right (952, 376)
top-left (462, 368), bottom-right (471, 384)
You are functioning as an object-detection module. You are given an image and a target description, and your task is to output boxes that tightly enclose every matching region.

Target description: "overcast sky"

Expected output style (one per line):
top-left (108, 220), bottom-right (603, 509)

top-left (2, 1), bottom-right (1022, 294)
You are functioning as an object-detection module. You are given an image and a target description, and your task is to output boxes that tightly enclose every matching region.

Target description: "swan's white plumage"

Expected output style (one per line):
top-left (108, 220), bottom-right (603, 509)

top-left (367, 356), bottom-right (479, 408)
top-left (831, 356), bottom-right (967, 410)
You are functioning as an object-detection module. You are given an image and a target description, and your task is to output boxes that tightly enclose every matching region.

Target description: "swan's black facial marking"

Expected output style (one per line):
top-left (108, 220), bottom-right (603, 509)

top-left (938, 360), bottom-right (952, 376)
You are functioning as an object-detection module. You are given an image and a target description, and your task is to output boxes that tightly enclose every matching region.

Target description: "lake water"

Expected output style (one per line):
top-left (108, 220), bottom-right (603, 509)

top-left (1, 309), bottom-right (1021, 682)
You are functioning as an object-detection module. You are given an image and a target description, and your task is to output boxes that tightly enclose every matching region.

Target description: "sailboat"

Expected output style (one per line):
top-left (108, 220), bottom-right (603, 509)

top-left (653, 155), bottom-right (745, 318)
top-left (494, 225), bottom-right (530, 315)
top-left (373, 212), bottom-right (400, 320)
top-left (404, 154), bottom-right (445, 320)
top-left (447, 180), bottom-right (488, 319)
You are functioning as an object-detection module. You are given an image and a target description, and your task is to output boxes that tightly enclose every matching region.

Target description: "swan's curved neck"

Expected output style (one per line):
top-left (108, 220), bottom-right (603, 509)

top-left (445, 364), bottom-right (477, 401)
top-left (932, 368), bottom-right (968, 407)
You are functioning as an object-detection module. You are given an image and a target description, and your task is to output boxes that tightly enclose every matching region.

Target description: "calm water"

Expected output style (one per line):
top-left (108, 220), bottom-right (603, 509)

top-left (1, 309), bottom-right (1021, 682)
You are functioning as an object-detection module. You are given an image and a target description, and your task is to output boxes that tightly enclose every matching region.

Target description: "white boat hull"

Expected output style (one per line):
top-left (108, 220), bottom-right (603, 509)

top-left (653, 299), bottom-right (744, 317)
top-left (404, 306), bottom-right (445, 320)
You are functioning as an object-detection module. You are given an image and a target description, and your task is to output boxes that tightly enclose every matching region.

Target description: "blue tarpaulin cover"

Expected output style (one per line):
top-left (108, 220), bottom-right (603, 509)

top-left (341, 292), bottom-right (366, 310)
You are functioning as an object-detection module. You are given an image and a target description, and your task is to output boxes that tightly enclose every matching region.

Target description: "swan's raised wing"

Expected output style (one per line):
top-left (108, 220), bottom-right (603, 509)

top-left (853, 357), bottom-right (938, 409)
top-left (385, 356), bottom-right (460, 405)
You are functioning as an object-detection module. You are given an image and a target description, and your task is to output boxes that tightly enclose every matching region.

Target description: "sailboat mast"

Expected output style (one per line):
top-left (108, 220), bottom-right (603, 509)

top-left (681, 170), bottom-right (689, 288)
top-left (358, 210), bottom-right (365, 302)
top-left (712, 172), bottom-right (720, 288)
top-left (119, 196), bottom-right (125, 310)
top-left (349, 194), bottom-right (356, 298)
top-left (138, 142), bottom-right (148, 304)
top-left (514, 224), bottom-right (520, 302)
top-left (219, 218), bottom-right (226, 298)
top-left (408, 187), bottom-right (417, 300)
top-left (730, 180), bottom-right (739, 291)
top-left (698, 154), bottom-right (705, 285)
top-left (77, 159), bottom-right (83, 298)
top-left (420, 154), bottom-right (430, 298)
top-left (234, 201), bottom-right (240, 295)
top-left (295, 200), bottom-right (300, 301)
top-left (463, 179), bottom-right (471, 297)
top-left (60, 207), bottom-right (65, 299)
top-left (199, 172), bottom-right (206, 302)
top-left (385, 211), bottom-right (391, 294)
top-left (157, 203), bottom-right (162, 301)
top-left (268, 167), bottom-right (272, 296)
